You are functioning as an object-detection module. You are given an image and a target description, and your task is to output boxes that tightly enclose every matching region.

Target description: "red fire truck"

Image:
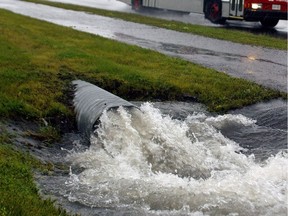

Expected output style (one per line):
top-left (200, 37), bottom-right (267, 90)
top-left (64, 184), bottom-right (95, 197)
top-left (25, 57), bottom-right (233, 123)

top-left (119, 0), bottom-right (287, 27)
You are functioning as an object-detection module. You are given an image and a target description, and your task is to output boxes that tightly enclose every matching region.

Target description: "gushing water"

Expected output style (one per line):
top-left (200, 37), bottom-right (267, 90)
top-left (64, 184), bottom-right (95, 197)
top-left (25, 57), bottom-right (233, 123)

top-left (64, 103), bottom-right (287, 215)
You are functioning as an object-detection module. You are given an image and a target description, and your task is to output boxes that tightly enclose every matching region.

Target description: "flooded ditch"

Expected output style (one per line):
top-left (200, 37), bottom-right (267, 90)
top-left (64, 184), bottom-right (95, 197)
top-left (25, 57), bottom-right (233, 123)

top-left (18, 82), bottom-right (285, 216)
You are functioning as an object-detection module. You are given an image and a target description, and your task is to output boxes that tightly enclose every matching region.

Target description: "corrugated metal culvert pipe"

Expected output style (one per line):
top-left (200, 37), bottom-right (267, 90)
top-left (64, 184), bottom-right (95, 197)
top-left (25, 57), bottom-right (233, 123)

top-left (72, 80), bottom-right (138, 136)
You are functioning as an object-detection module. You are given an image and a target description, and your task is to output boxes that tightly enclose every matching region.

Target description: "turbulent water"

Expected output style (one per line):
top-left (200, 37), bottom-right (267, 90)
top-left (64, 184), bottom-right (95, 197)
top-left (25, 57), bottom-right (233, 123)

top-left (62, 102), bottom-right (287, 216)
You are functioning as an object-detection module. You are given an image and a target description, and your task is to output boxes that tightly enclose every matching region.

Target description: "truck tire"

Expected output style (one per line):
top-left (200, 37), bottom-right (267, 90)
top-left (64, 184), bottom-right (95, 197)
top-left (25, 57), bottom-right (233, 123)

top-left (132, 0), bottom-right (142, 11)
top-left (204, 0), bottom-right (226, 24)
top-left (260, 18), bottom-right (279, 28)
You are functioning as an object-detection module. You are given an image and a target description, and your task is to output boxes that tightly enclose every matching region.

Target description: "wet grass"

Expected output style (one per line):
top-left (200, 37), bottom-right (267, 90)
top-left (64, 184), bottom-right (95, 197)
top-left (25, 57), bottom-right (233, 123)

top-left (0, 128), bottom-right (69, 216)
top-left (0, 9), bottom-right (285, 123)
top-left (22, 0), bottom-right (287, 50)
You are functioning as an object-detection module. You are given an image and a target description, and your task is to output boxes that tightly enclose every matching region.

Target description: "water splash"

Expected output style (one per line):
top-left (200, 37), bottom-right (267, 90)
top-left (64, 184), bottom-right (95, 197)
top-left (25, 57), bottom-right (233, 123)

top-left (65, 103), bottom-right (287, 215)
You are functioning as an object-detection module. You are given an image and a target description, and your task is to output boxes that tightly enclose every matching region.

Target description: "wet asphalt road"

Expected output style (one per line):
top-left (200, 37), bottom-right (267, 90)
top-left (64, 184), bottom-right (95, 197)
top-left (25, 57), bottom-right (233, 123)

top-left (45, 0), bottom-right (288, 36)
top-left (0, 0), bottom-right (287, 92)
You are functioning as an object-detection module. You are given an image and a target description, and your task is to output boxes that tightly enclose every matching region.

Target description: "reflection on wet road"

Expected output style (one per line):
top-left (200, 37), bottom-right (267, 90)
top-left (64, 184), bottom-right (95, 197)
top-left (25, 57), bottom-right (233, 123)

top-left (115, 30), bottom-right (288, 92)
top-left (1, 0), bottom-right (287, 92)
top-left (46, 0), bottom-right (132, 12)
top-left (46, 0), bottom-right (288, 37)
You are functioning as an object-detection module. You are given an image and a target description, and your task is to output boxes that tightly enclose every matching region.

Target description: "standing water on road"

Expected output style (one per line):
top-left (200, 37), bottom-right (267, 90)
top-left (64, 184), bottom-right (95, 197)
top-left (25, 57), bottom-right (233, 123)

top-left (59, 101), bottom-right (287, 215)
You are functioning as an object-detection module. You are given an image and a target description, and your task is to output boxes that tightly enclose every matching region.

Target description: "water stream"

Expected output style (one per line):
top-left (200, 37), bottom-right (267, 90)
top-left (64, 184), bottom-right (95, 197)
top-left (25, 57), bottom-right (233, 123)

top-left (36, 89), bottom-right (287, 215)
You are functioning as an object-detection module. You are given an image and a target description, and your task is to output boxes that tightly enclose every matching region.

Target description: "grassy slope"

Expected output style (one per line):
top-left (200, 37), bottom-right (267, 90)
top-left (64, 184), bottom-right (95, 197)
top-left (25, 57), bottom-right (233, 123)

top-left (0, 9), bottom-right (284, 123)
top-left (23, 0), bottom-right (287, 50)
top-left (0, 129), bottom-right (69, 216)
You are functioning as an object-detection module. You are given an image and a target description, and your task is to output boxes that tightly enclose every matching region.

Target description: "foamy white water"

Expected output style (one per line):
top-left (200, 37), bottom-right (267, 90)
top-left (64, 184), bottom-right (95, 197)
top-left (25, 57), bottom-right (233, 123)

top-left (64, 103), bottom-right (287, 215)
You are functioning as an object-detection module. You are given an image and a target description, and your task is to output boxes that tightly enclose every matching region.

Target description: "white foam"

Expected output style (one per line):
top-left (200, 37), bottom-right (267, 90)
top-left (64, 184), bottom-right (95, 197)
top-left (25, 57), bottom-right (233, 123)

top-left (65, 103), bottom-right (287, 215)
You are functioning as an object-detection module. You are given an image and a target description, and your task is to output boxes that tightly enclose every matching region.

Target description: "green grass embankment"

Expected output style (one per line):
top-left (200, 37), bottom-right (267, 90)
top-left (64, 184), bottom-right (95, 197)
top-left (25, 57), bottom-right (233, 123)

top-left (0, 9), bottom-right (284, 123)
top-left (23, 0), bottom-right (287, 50)
top-left (0, 129), bottom-right (69, 216)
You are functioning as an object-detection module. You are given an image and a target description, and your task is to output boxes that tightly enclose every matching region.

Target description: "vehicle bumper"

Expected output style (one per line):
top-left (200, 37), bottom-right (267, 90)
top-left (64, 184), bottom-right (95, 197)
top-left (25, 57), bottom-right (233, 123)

top-left (244, 10), bottom-right (288, 21)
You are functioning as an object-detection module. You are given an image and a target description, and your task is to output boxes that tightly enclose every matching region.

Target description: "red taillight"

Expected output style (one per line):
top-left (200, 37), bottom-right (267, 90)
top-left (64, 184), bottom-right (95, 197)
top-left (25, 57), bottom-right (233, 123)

top-left (244, 3), bottom-right (251, 9)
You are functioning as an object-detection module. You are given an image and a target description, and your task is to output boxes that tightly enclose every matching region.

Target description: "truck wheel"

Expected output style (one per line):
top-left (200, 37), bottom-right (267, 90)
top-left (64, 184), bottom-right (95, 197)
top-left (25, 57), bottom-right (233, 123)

top-left (260, 18), bottom-right (279, 28)
top-left (132, 0), bottom-right (142, 11)
top-left (204, 0), bottom-right (226, 24)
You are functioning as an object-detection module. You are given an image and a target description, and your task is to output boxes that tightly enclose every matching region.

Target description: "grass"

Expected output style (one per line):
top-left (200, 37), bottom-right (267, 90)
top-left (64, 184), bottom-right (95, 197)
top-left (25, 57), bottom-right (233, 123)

top-left (0, 128), bottom-right (69, 216)
top-left (22, 0), bottom-right (287, 50)
top-left (0, 9), bottom-right (284, 123)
